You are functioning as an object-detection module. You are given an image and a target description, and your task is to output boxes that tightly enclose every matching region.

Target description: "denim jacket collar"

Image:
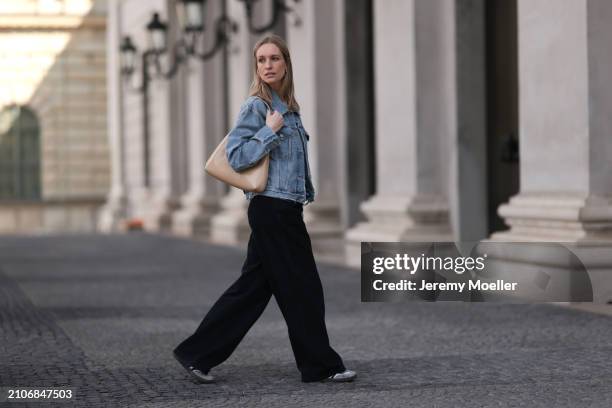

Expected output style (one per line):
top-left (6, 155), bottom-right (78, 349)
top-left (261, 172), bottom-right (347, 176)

top-left (270, 90), bottom-right (289, 116)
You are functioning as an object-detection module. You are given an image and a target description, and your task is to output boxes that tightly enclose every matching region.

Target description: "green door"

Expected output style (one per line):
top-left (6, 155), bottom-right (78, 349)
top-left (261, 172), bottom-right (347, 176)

top-left (0, 105), bottom-right (41, 200)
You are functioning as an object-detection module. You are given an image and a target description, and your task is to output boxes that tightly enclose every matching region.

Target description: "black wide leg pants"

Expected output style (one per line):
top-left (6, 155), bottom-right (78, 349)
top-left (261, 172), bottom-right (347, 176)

top-left (173, 195), bottom-right (346, 382)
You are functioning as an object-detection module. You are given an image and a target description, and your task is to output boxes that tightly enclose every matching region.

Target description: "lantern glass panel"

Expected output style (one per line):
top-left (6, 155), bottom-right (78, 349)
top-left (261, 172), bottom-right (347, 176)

top-left (121, 48), bottom-right (136, 72)
top-left (185, 2), bottom-right (203, 30)
top-left (149, 29), bottom-right (167, 51)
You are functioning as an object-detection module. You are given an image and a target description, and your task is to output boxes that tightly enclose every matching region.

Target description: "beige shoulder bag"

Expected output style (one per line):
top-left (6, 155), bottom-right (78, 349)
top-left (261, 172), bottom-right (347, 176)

top-left (204, 98), bottom-right (270, 192)
top-left (204, 135), bottom-right (269, 193)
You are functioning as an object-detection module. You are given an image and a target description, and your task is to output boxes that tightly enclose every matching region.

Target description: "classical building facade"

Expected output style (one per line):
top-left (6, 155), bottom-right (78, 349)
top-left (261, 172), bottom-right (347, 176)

top-left (0, 0), bottom-right (109, 233)
top-left (101, 0), bottom-right (612, 302)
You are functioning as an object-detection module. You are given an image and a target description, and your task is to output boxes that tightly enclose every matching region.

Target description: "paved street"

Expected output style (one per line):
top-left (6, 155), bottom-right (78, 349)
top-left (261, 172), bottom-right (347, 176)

top-left (2, 234), bottom-right (612, 407)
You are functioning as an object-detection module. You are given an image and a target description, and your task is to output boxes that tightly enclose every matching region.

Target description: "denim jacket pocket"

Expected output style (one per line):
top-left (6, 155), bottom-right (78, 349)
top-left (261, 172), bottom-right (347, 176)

top-left (271, 131), bottom-right (292, 160)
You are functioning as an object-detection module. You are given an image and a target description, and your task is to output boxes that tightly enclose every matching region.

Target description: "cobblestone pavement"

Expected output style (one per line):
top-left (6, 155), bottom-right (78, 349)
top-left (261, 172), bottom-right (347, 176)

top-left (2, 234), bottom-right (612, 407)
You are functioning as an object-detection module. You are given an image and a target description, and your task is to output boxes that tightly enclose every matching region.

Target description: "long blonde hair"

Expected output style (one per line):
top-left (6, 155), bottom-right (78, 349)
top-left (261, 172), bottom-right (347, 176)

top-left (249, 35), bottom-right (300, 112)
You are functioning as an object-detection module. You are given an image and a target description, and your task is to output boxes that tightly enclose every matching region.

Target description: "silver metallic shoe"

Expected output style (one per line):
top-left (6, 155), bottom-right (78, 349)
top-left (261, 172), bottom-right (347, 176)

top-left (173, 351), bottom-right (215, 384)
top-left (187, 366), bottom-right (215, 384)
top-left (322, 369), bottom-right (357, 383)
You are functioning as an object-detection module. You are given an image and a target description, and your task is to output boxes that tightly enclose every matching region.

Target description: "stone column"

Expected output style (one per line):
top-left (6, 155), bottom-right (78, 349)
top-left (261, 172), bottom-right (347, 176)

top-left (449, 0), bottom-right (488, 242)
top-left (209, 0), bottom-right (283, 244)
top-left (490, 0), bottom-right (612, 302)
top-left (286, 0), bottom-right (345, 256)
top-left (172, 0), bottom-right (226, 237)
top-left (131, 2), bottom-right (185, 232)
top-left (98, 0), bottom-right (127, 232)
top-left (117, 0), bottom-right (158, 229)
top-left (209, 0), bottom-right (255, 244)
top-left (345, 0), bottom-right (453, 266)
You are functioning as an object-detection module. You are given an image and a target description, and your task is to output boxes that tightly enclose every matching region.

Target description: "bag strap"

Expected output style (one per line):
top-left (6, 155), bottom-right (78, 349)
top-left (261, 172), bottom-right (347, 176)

top-left (254, 96), bottom-right (272, 114)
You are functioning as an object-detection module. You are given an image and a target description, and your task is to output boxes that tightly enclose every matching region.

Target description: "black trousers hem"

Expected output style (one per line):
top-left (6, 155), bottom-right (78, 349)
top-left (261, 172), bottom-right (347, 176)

top-left (300, 365), bottom-right (347, 383)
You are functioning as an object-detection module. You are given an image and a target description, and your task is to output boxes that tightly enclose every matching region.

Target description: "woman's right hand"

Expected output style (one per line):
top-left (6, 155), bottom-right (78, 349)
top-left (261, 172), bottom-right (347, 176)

top-left (266, 110), bottom-right (284, 133)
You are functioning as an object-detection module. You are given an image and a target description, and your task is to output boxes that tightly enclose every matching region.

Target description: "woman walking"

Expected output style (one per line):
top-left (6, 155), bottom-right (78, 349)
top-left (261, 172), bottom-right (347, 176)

top-left (173, 35), bottom-right (356, 384)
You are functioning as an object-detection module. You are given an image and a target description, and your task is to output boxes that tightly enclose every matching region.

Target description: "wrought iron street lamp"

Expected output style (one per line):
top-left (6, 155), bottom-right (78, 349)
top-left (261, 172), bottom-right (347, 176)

top-left (119, 36), bottom-right (137, 76)
top-left (119, 32), bottom-right (157, 187)
top-left (118, 4), bottom-right (236, 187)
top-left (238, 0), bottom-right (300, 34)
top-left (146, 12), bottom-right (168, 53)
top-left (119, 3), bottom-right (236, 85)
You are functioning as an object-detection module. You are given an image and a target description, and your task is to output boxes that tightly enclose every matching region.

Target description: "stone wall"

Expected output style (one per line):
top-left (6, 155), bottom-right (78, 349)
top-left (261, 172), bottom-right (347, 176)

top-left (0, 0), bottom-right (109, 233)
top-left (28, 11), bottom-right (109, 199)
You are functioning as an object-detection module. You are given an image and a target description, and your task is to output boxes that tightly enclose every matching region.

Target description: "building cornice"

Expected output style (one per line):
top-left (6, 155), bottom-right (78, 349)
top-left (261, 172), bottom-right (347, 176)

top-left (0, 14), bottom-right (105, 31)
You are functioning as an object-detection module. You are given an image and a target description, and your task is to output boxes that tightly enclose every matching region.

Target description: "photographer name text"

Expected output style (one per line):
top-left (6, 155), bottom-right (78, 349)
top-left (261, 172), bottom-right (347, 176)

top-left (372, 279), bottom-right (517, 292)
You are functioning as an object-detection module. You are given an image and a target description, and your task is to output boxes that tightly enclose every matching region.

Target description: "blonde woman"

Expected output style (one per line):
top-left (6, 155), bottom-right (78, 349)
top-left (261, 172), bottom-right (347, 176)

top-left (173, 35), bottom-right (356, 384)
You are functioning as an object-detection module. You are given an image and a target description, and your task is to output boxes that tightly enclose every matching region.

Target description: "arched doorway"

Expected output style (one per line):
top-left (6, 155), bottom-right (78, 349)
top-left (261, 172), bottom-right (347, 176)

top-left (0, 105), bottom-right (41, 200)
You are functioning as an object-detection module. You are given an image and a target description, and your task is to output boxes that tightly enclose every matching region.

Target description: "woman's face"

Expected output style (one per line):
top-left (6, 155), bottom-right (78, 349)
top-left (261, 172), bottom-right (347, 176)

top-left (256, 43), bottom-right (286, 91)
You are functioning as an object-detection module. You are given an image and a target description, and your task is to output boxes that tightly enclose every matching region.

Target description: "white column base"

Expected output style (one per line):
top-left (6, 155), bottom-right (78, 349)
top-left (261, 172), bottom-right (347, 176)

top-left (132, 190), bottom-right (179, 233)
top-left (344, 194), bottom-right (453, 267)
top-left (478, 240), bottom-right (612, 303)
top-left (492, 193), bottom-right (612, 243)
top-left (303, 199), bottom-right (344, 265)
top-left (489, 193), bottom-right (612, 303)
top-left (97, 191), bottom-right (127, 232)
top-left (210, 189), bottom-right (250, 245)
top-left (172, 193), bottom-right (220, 238)
top-left (304, 199), bottom-right (343, 236)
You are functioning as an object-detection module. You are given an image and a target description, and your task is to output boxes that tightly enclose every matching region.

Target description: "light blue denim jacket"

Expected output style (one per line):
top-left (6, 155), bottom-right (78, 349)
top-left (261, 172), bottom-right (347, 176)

top-left (226, 90), bottom-right (315, 204)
